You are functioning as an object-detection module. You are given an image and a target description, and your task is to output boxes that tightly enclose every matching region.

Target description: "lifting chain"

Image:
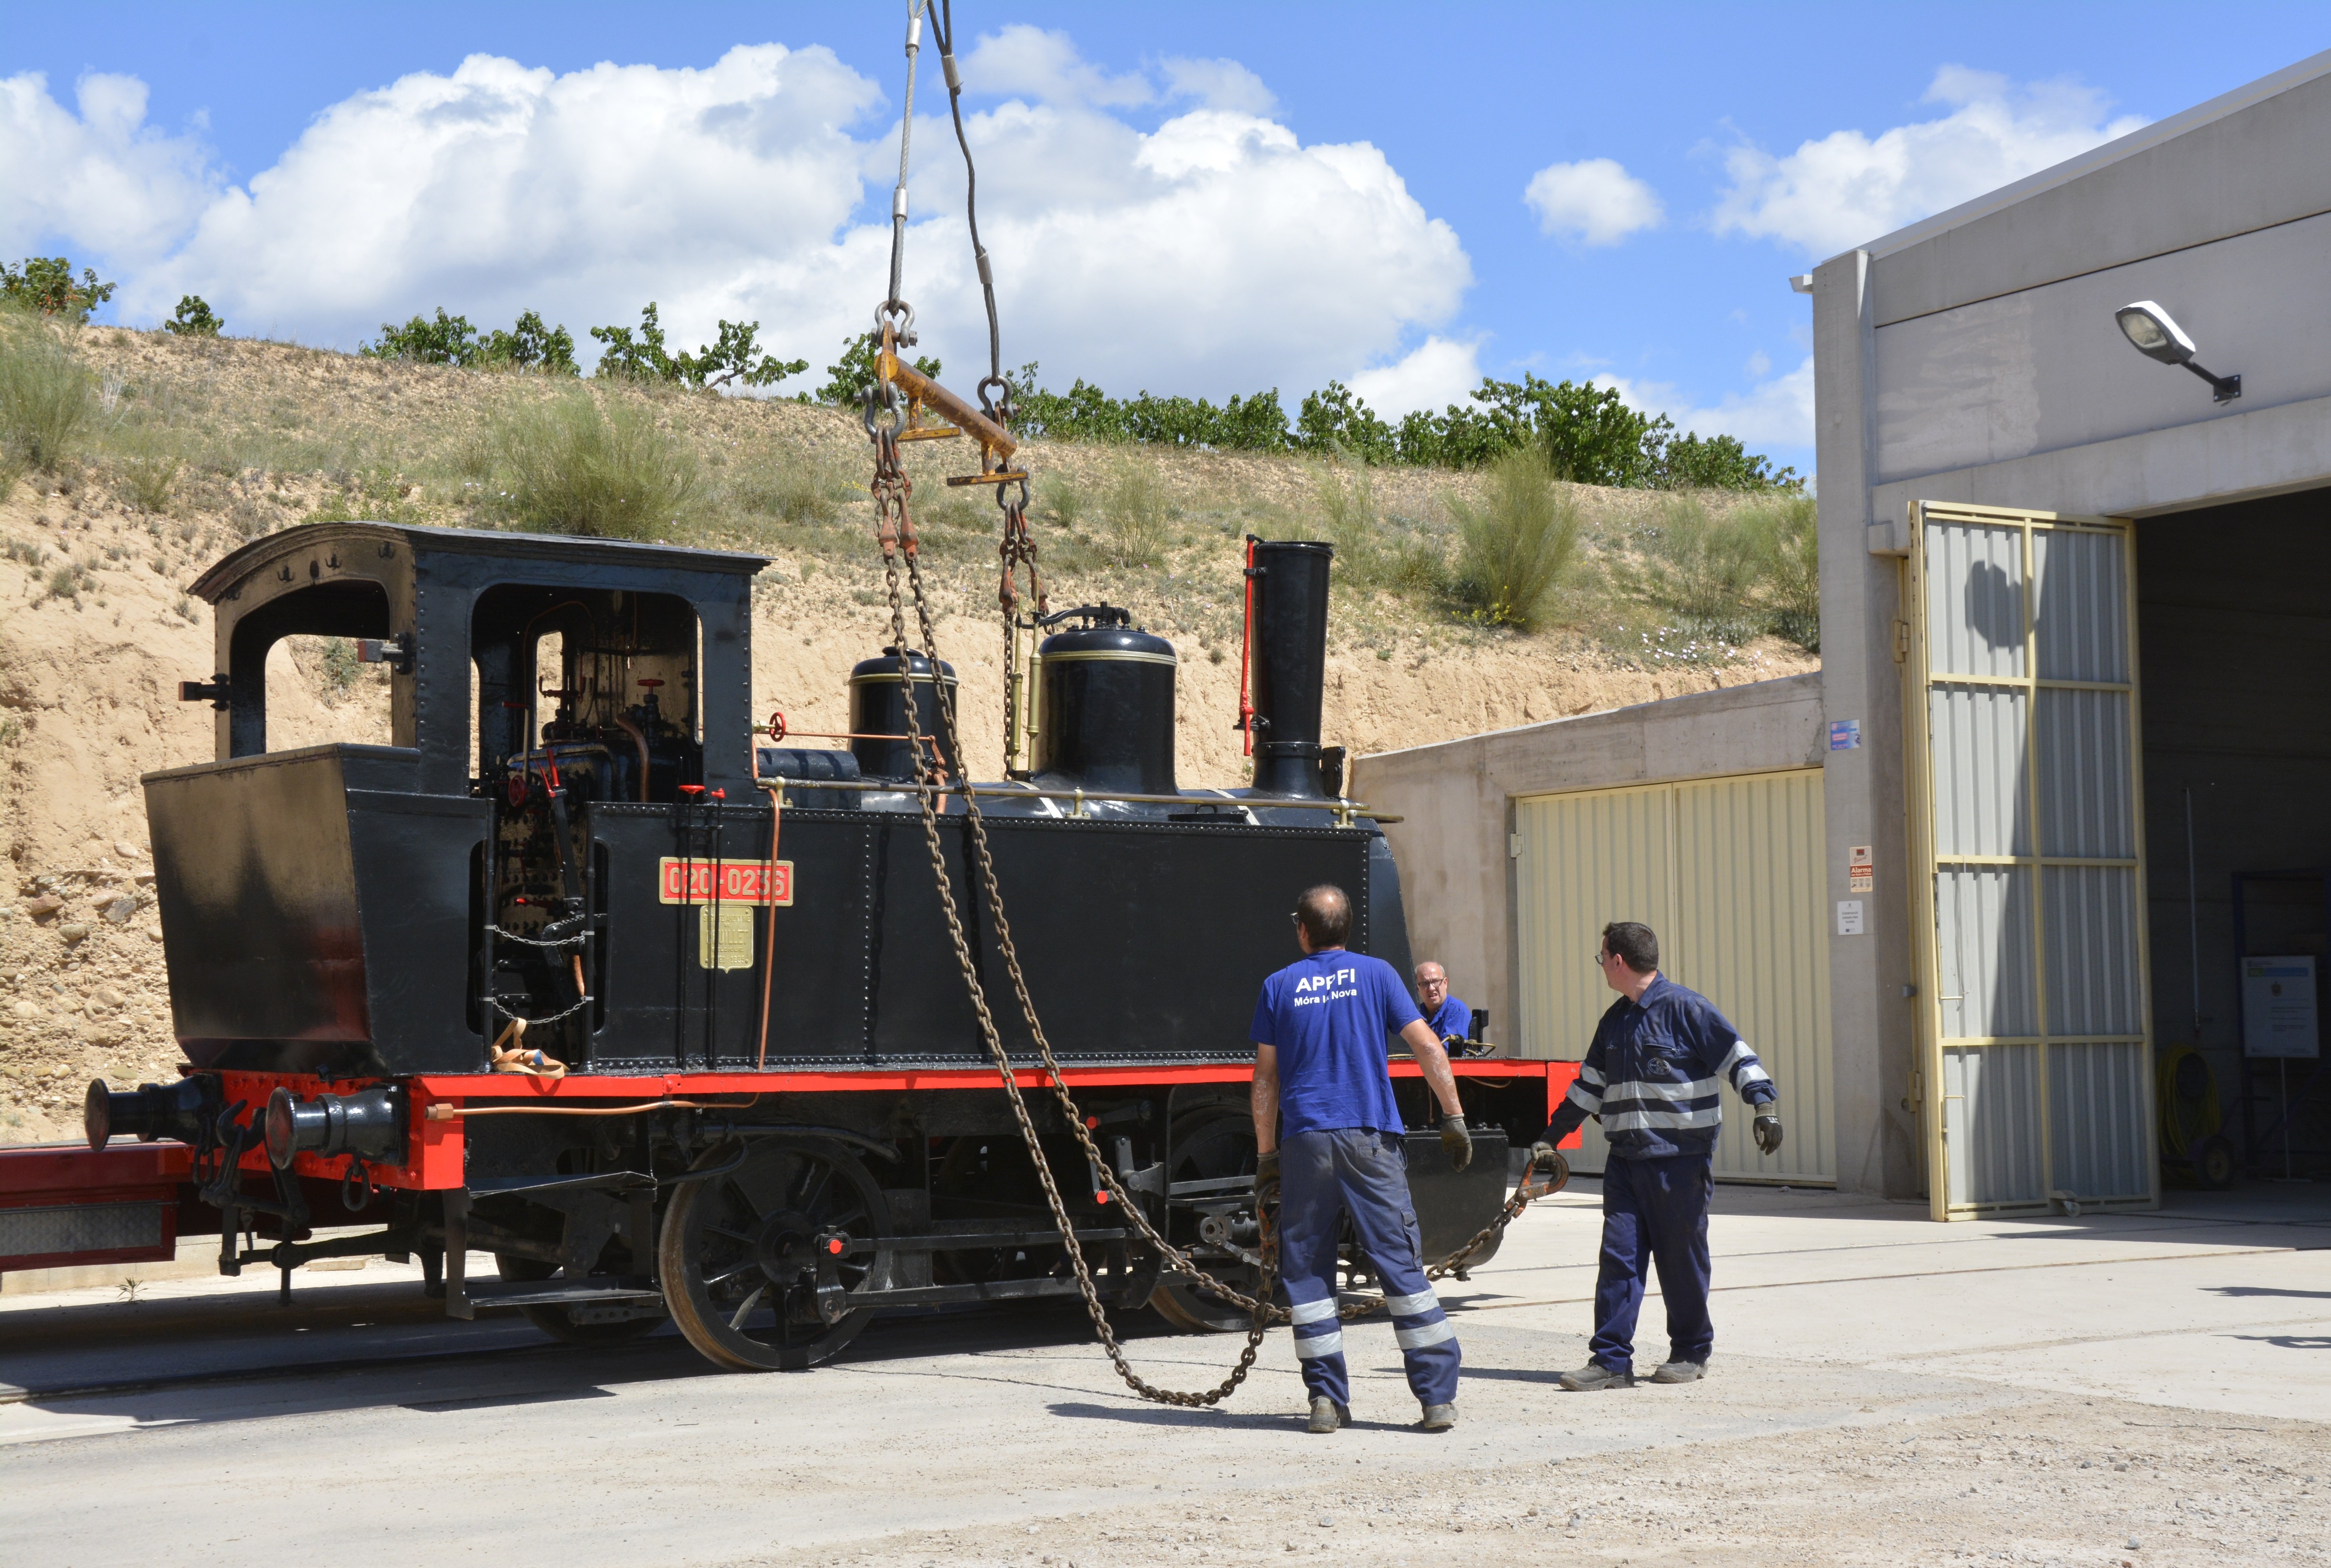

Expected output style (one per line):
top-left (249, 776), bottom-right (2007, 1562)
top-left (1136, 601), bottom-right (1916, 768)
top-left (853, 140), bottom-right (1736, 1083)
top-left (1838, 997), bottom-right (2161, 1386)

top-left (863, 398), bottom-right (1567, 1400)
top-left (858, 2), bottom-right (1563, 1406)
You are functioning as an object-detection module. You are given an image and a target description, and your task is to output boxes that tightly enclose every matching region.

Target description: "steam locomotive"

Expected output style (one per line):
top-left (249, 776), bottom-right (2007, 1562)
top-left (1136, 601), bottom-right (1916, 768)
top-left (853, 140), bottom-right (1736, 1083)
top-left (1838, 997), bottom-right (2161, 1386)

top-left (3, 521), bottom-right (1572, 1371)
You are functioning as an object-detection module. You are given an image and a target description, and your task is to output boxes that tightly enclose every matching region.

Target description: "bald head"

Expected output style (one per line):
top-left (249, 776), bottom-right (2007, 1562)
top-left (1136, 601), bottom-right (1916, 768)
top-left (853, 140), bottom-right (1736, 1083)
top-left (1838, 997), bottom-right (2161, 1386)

top-left (1293, 884), bottom-right (1351, 948)
top-left (1414, 962), bottom-right (1449, 1007)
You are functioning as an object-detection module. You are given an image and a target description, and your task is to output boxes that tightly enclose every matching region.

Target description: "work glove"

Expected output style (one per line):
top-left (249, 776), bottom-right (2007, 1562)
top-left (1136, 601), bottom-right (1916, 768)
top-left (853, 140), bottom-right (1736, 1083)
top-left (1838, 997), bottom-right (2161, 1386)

top-left (1254, 1150), bottom-right (1281, 1212)
top-left (1526, 1141), bottom-right (1571, 1194)
top-left (1439, 1113), bottom-right (1473, 1172)
top-left (1753, 1109), bottom-right (1784, 1156)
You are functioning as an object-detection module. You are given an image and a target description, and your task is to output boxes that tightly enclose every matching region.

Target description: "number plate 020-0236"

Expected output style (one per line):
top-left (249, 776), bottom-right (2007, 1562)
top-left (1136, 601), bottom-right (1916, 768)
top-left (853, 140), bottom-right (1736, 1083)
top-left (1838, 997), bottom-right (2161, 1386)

top-left (657, 857), bottom-right (793, 906)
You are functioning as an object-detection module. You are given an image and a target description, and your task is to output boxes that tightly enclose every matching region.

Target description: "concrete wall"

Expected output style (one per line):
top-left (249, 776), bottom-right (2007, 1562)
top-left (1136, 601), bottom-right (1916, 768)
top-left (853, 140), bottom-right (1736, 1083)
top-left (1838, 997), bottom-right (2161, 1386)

top-left (1352, 673), bottom-right (1826, 1059)
top-left (1812, 51), bottom-right (2331, 1199)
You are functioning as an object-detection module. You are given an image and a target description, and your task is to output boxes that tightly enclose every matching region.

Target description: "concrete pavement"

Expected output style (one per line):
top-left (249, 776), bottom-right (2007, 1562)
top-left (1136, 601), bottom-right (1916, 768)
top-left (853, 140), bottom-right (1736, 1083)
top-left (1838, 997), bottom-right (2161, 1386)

top-left (0, 1178), bottom-right (2323, 1566)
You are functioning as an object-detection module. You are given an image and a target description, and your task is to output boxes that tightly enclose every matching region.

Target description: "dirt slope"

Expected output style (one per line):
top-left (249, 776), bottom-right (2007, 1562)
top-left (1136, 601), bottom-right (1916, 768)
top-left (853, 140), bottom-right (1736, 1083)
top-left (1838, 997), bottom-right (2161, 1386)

top-left (0, 331), bottom-right (1815, 1137)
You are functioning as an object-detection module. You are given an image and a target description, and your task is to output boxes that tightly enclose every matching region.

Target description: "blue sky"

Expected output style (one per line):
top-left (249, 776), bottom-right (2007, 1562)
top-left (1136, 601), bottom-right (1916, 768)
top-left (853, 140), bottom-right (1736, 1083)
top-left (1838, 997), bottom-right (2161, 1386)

top-left (6, 4), bottom-right (2325, 476)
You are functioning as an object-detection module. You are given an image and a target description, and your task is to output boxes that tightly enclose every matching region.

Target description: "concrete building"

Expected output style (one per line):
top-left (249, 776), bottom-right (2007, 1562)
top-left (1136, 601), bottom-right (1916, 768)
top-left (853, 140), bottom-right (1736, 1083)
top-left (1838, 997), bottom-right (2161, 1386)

top-left (1358, 49), bottom-right (2331, 1217)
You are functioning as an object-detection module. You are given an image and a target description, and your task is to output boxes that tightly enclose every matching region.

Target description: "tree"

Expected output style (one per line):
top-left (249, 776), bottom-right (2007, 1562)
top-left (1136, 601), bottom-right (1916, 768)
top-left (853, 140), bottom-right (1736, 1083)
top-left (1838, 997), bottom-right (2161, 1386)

top-left (364, 307), bottom-right (481, 364)
top-left (816, 330), bottom-right (941, 405)
top-left (1, 257), bottom-right (116, 322)
top-left (478, 311), bottom-right (578, 376)
top-left (367, 307), bottom-right (578, 373)
top-left (677, 319), bottom-right (807, 390)
top-left (593, 305), bottom-right (805, 390)
top-left (163, 295), bottom-right (223, 337)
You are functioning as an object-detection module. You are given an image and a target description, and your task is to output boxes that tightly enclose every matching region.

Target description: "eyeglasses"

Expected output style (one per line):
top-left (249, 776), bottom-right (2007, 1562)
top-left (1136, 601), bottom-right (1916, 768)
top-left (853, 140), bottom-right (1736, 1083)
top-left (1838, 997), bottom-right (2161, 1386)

top-left (1593, 951), bottom-right (1613, 967)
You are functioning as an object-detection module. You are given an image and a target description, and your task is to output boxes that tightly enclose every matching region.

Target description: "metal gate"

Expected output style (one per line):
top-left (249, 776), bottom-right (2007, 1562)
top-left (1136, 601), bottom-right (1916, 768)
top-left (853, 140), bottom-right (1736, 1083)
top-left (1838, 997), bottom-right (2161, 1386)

top-left (1906, 501), bottom-right (2158, 1218)
top-left (1514, 770), bottom-right (1833, 1182)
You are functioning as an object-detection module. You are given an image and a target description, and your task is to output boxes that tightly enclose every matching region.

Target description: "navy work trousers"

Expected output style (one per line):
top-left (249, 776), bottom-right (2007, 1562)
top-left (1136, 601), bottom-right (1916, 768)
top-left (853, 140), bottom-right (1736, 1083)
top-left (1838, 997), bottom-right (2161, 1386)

top-left (1589, 1150), bottom-right (1714, 1372)
top-left (1277, 1127), bottom-right (1460, 1408)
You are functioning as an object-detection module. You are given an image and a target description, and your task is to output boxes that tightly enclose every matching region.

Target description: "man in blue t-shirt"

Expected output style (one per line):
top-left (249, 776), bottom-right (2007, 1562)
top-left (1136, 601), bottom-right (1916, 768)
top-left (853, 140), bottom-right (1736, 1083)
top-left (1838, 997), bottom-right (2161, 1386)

top-left (1252, 883), bottom-right (1475, 1435)
top-left (1414, 960), bottom-right (1478, 1055)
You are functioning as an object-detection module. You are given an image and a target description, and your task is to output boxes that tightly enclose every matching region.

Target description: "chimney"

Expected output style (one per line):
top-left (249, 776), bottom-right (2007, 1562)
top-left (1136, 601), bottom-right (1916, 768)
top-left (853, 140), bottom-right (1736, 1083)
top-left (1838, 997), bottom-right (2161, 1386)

top-left (1246, 540), bottom-right (1336, 797)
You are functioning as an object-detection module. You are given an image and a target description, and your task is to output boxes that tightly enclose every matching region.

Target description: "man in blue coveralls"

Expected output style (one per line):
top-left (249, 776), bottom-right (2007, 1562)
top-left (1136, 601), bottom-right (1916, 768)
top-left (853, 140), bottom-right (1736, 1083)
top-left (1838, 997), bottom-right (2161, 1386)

top-left (1252, 884), bottom-right (1475, 1434)
top-left (1538, 921), bottom-right (1782, 1390)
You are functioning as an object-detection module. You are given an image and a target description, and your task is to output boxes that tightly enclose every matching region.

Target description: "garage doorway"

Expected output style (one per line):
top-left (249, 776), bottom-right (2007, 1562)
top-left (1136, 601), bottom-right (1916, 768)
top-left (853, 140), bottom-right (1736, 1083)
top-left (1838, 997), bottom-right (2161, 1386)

top-left (2138, 488), bottom-right (2331, 1187)
top-left (1513, 770), bottom-right (1834, 1182)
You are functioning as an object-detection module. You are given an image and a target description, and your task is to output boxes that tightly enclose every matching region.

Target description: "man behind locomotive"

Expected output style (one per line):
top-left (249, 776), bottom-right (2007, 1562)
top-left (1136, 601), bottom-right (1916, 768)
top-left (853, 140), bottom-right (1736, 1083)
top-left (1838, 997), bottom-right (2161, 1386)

top-left (1252, 883), bottom-right (1475, 1434)
top-left (1540, 921), bottom-right (1781, 1390)
top-left (1414, 960), bottom-right (1480, 1056)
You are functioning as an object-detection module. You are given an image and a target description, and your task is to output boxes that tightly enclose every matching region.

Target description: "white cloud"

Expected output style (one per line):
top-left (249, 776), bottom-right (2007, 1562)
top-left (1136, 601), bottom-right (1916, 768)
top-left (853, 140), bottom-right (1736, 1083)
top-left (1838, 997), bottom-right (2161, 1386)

top-left (1600, 355), bottom-right (1815, 452)
top-left (1159, 57), bottom-right (1276, 115)
top-left (0, 71), bottom-right (218, 263)
top-left (1522, 157), bottom-right (1662, 246)
top-left (1713, 66), bottom-right (2148, 258)
top-left (1346, 336), bottom-right (1481, 421)
top-left (957, 25), bottom-right (1151, 109)
top-left (12, 39), bottom-right (1468, 402)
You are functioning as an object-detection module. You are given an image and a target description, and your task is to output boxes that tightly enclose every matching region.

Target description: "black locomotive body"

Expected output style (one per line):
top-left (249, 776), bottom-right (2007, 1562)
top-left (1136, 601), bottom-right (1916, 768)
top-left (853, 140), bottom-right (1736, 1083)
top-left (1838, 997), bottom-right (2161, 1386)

top-left (68, 522), bottom-right (1567, 1370)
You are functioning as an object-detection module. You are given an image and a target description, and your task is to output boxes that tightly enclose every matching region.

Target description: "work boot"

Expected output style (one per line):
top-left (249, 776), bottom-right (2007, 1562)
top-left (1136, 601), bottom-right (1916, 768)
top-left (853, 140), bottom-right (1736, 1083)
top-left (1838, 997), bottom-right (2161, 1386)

top-left (1307, 1396), bottom-right (1351, 1433)
top-left (1557, 1362), bottom-right (1636, 1391)
top-left (1650, 1359), bottom-right (1706, 1384)
top-left (1419, 1402), bottom-right (1457, 1432)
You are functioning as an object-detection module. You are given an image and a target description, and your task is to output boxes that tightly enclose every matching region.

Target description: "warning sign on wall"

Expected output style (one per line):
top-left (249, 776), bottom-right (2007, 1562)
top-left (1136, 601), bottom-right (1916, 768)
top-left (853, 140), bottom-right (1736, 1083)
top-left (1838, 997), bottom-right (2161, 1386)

top-left (1848, 844), bottom-right (1874, 893)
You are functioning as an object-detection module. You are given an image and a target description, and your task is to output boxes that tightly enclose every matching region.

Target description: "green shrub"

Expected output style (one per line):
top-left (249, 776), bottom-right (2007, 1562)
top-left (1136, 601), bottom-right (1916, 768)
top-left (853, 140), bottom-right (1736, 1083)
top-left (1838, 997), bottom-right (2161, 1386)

top-left (1629, 495), bottom-right (1765, 645)
top-left (495, 392), bottom-right (697, 539)
top-left (321, 636), bottom-right (362, 692)
top-left (1741, 491), bottom-right (1819, 651)
top-left (115, 439), bottom-right (183, 513)
top-left (0, 315), bottom-right (97, 472)
top-left (1449, 448), bottom-right (1581, 630)
top-left (1, 257), bottom-right (115, 322)
top-left (1098, 458), bottom-right (1173, 568)
top-left (164, 296), bottom-right (223, 337)
top-left (305, 466), bottom-right (426, 527)
top-left (726, 447), bottom-right (857, 526)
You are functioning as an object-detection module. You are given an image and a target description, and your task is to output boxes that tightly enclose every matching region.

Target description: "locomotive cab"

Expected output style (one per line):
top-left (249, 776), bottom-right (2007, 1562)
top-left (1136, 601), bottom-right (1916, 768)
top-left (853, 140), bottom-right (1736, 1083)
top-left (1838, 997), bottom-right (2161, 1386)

top-left (146, 523), bottom-right (763, 1076)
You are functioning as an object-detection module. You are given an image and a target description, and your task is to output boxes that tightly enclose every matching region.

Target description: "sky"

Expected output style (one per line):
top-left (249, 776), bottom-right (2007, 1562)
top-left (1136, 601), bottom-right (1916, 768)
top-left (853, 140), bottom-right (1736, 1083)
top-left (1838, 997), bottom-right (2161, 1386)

top-left (5, 4), bottom-right (2325, 477)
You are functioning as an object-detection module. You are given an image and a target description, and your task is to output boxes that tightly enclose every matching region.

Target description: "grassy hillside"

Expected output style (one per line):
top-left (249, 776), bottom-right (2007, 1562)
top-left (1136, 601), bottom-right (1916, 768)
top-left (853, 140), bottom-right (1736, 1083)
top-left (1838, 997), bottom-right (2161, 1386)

top-left (0, 323), bottom-right (1816, 1137)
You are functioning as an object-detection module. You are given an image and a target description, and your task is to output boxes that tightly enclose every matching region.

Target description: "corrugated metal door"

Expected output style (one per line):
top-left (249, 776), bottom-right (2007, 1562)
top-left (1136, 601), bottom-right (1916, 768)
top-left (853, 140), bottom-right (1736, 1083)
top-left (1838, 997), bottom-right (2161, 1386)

top-left (1907, 501), bottom-right (2158, 1219)
top-left (1515, 771), bottom-right (1833, 1182)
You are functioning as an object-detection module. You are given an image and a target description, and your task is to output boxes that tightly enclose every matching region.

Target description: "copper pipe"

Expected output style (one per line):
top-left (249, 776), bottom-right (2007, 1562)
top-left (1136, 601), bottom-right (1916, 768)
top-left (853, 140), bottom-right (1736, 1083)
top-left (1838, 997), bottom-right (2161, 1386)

top-left (612, 713), bottom-right (652, 802)
top-left (424, 1096), bottom-right (761, 1121)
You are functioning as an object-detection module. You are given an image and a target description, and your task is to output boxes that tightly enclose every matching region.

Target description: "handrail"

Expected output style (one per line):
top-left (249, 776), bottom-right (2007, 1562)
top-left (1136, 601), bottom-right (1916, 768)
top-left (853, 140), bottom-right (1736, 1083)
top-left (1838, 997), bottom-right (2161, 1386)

top-left (747, 774), bottom-right (1400, 825)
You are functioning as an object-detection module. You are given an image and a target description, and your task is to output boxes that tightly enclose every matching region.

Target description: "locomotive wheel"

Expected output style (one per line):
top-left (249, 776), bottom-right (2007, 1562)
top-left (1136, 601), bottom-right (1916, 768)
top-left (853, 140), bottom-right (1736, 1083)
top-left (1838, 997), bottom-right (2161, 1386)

top-left (494, 1251), bottom-right (663, 1346)
top-left (659, 1139), bottom-right (892, 1371)
top-left (1149, 1109), bottom-right (1269, 1334)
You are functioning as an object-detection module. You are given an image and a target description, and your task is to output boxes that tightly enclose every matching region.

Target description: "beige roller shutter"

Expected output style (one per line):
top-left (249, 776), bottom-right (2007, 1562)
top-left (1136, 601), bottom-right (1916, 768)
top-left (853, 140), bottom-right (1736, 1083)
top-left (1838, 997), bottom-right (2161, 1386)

top-left (1515, 770), bottom-right (1833, 1182)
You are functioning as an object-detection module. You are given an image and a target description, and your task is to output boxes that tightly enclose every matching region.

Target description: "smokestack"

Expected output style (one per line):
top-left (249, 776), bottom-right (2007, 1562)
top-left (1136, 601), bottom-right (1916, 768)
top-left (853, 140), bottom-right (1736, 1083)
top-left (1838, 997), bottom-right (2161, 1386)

top-left (1247, 540), bottom-right (1335, 797)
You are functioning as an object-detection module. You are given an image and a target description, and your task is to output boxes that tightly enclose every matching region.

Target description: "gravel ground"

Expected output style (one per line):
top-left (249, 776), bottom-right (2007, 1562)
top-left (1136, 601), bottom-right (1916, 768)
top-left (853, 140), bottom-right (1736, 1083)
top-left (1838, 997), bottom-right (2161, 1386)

top-left (740, 1376), bottom-right (2327, 1568)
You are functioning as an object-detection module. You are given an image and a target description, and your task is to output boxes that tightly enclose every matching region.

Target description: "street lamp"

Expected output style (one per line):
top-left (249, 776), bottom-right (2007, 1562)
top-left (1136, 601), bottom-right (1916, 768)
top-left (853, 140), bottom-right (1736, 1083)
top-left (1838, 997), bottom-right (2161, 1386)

top-left (2114, 301), bottom-right (2240, 404)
